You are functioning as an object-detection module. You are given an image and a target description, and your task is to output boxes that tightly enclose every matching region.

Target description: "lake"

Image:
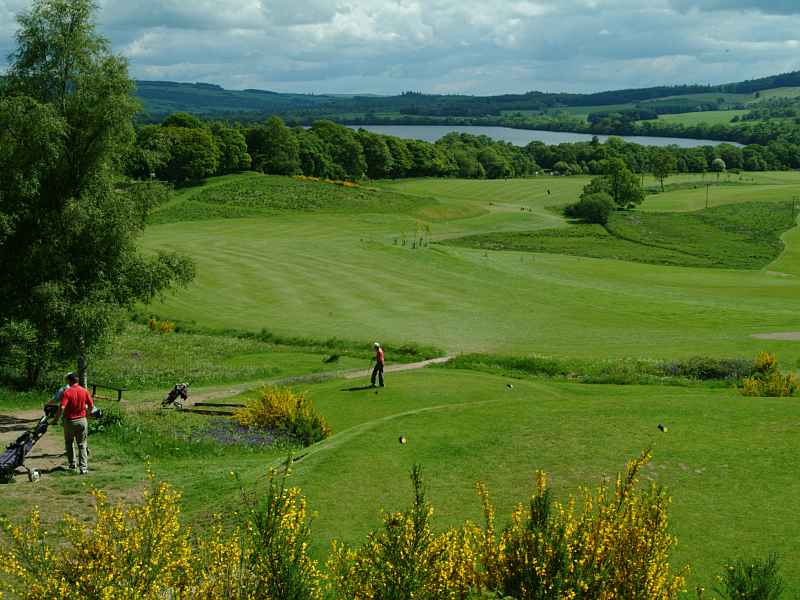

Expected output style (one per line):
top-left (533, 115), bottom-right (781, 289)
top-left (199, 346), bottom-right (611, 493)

top-left (347, 124), bottom-right (738, 148)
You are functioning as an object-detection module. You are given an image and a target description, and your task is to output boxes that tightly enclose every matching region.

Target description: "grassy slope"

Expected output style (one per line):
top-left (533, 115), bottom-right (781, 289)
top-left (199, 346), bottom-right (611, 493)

top-left (7, 369), bottom-right (797, 594)
top-left (444, 201), bottom-right (797, 269)
top-left (141, 172), bottom-right (800, 364)
top-left (289, 369), bottom-right (799, 593)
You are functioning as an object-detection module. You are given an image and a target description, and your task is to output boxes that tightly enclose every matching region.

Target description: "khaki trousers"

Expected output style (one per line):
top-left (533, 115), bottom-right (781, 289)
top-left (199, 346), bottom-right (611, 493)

top-left (64, 417), bottom-right (88, 472)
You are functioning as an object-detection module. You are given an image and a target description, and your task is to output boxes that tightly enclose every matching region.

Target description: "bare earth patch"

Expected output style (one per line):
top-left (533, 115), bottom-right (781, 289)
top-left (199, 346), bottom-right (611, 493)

top-left (751, 332), bottom-right (800, 340)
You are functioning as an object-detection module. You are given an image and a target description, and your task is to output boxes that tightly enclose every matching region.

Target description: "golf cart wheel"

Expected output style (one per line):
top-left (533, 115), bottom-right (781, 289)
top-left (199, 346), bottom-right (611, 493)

top-left (28, 469), bottom-right (40, 482)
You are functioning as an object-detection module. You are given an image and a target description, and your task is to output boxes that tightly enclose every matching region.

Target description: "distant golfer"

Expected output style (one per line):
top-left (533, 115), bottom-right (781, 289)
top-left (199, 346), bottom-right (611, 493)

top-left (371, 342), bottom-right (385, 388)
top-left (55, 372), bottom-right (94, 474)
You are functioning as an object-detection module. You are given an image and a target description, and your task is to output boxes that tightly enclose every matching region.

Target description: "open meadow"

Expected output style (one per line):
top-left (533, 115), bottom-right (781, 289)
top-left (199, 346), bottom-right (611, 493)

top-left (3, 170), bottom-right (800, 595)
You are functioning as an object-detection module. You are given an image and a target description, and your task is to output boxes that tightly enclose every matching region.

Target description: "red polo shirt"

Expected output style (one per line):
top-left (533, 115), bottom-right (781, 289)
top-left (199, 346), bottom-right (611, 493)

top-left (60, 383), bottom-right (94, 421)
top-left (376, 347), bottom-right (385, 365)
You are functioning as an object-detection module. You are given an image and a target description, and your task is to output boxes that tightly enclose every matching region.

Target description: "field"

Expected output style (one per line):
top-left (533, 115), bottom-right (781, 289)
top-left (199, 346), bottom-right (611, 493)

top-left (3, 169), bottom-right (800, 595)
top-left (445, 201), bottom-right (797, 269)
top-left (654, 109), bottom-right (749, 126)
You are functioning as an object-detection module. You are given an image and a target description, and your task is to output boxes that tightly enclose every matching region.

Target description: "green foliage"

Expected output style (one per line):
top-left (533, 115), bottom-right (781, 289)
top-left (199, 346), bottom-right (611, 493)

top-left (563, 192), bottom-right (615, 224)
top-left (87, 403), bottom-right (125, 435)
top-left (582, 158), bottom-right (645, 208)
top-left (447, 201), bottom-right (796, 270)
top-left (247, 115), bottom-right (301, 175)
top-left (652, 148), bottom-right (679, 191)
top-left (311, 120), bottom-right (366, 179)
top-left (0, 0), bottom-right (194, 386)
top-left (714, 554), bottom-right (784, 600)
top-left (160, 126), bottom-right (221, 182)
top-left (211, 124), bottom-right (251, 173)
top-left (358, 130), bottom-right (395, 179)
top-left (161, 111), bottom-right (204, 128)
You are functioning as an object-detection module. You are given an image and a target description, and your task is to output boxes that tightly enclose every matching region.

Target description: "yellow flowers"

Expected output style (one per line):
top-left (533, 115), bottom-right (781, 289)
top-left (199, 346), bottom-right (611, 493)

top-left (327, 465), bottom-right (483, 599)
top-left (233, 386), bottom-right (331, 446)
top-left (293, 175), bottom-right (359, 188)
top-left (1, 454), bottom-right (686, 599)
top-left (0, 467), bottom-right (322, 600)
top-left (741, 351), bottom-right (798, 397)
top-left (478, 450), bottom-right (686, 599)
top-left (147, 317), bottom-right (176, 334)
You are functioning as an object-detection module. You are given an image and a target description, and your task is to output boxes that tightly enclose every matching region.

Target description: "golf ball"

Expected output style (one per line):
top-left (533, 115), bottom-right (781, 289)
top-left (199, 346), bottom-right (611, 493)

top-left (399, 436), bottom-right (407, 444)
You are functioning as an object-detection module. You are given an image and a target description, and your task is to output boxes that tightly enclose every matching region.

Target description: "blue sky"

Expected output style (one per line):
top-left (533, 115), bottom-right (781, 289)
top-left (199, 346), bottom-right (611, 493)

top-left (2, 0), bottom-right (799, 95)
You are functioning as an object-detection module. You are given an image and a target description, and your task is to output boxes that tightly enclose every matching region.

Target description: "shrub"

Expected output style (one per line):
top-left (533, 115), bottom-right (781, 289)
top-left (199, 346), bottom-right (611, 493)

top-left (0, 469), bottom-right (323, 600)
top-left (234, 386), bottom-right (331, 446)
top-left (148, 317), bottom-right (176, 334)
top-left (713, 554), bottom-right (784, 600)
top-left (658, 356), bottom-right (753, 381)
top-left (327, 465), bottom-right (483, 600)
top-left (563, 192), bottom-right (615, 224)
top-left (0, 476), bottom-right (194, 598)
top-left (740, 352), bottom-right (798, 397)
top-left (87, 403), bottom-right (125, 435)
top-left (478, 449), bottom-right (686, 599)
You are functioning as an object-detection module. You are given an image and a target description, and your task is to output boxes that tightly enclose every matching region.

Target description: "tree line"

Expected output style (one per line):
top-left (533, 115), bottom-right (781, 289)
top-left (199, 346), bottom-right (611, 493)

top-left (127, 114), bottom-right (539, 183)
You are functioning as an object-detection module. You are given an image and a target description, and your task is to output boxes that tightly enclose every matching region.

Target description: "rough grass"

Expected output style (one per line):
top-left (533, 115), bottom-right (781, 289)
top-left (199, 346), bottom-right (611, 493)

top-left (82, 323), bottom-right (441, 391)
top-left (444, 201), bottom-right (796, 269)
top-left (442, 352), bottom-right (753, 385)
top-left (150, 173), bottom-right (433, 224)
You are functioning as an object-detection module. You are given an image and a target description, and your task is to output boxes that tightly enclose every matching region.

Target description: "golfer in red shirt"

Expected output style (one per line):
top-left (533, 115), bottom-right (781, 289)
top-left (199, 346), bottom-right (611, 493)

top-left (56, 373), bottom-right (94, 474)
top-left (371, 342), bottom-right (385, 388)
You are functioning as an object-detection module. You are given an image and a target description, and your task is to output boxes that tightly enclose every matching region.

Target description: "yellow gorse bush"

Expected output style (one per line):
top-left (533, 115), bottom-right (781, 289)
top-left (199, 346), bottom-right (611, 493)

top-left (0, 468), bottom-right (322, 600)
top-left (0, 475), bottom-right (193, 599)
top-left (147, 318), bottom-right (175, 334)
top-left (234, 386), bottom-right (332, 446)
top-left (478, 449), bottom-right (686, 599)
top-left (327, 465), bottom-right (483, 599)
top-left (741, 352), bottom-right (798, 397)
top-left (1, 454), bottom-right (684, 599)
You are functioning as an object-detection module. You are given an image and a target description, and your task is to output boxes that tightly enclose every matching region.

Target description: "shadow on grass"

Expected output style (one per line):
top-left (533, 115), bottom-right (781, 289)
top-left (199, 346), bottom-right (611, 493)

top-left (340, 385), bottom-right (376, 392)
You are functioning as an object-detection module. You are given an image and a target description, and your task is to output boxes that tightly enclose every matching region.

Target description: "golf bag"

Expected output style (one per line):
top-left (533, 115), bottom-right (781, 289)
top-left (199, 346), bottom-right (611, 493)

top-left (162, 383), bottom-right (189, 409)
top-left (0, 404), bottom-right (57, 483)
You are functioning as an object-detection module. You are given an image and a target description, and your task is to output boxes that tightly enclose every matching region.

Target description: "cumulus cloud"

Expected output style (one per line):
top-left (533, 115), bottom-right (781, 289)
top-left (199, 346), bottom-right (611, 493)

top-left (1, 0), bottom-right (800, 94)
top-left (669, 0), bottom-right (800, 15)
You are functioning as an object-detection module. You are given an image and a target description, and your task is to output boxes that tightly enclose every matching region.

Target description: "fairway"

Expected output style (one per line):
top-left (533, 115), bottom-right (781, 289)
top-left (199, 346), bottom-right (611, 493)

top-left (142, 172), bottom-right (800, 365)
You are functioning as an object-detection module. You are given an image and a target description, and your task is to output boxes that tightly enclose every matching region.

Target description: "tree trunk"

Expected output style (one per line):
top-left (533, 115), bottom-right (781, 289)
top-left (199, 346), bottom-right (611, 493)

top-left (77, 354), bottom-right (87, 387)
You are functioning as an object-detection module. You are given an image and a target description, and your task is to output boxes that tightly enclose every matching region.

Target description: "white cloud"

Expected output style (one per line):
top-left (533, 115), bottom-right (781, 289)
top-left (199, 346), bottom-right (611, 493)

top-left (1, 0), bottom-right (800, 94)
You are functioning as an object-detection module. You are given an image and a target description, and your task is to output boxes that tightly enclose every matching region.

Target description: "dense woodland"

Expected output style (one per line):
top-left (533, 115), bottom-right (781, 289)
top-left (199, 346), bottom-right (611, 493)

top-left (128, 113), bottom-right (800, 186)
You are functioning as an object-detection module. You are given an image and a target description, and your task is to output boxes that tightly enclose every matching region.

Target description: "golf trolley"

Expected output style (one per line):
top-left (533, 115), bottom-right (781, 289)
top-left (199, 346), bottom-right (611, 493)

top-left (162, 383), bottom-right (189, 409)
top-left (0, 404), bottom-right (58, 483)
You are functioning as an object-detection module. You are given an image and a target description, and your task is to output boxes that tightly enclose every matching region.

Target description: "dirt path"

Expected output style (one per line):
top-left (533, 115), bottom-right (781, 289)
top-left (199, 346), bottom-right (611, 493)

top-left (189, 354), bottom-right (454, 403)
top-left (0, 410), bottom-right (67, 478)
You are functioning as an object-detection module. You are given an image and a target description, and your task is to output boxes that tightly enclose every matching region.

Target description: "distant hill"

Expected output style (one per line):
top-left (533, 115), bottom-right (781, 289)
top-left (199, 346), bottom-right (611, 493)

top-left (134, 71), bottom-right (800, 124)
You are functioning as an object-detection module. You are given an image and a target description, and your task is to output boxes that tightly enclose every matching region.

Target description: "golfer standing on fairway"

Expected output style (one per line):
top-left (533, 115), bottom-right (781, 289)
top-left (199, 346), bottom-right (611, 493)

top-left (371, 342), bottom-right (385, 388)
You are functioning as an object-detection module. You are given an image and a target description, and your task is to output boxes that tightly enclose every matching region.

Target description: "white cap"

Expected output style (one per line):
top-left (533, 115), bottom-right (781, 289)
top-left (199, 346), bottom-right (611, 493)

top-left (373, 342), bottom-right (380, 348)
